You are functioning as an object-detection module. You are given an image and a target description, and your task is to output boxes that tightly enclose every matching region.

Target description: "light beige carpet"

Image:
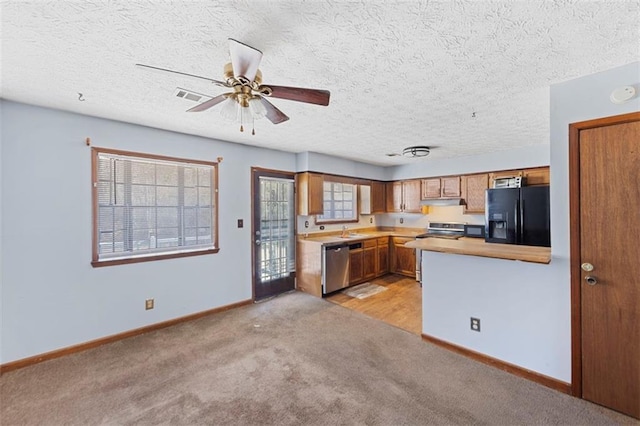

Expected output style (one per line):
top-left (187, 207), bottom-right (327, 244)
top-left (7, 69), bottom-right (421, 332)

top-left (1, 292), bottom-right (636, 425)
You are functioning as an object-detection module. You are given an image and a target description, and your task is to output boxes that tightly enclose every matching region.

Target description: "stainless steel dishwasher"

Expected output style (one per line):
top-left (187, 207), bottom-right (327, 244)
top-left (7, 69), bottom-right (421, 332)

top-left (323, 243), bottom-right (350, 294)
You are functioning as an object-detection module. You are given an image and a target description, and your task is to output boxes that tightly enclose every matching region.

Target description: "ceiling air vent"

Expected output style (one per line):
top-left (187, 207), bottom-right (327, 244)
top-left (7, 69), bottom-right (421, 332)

top-left (174, 87), bottom-right (206, 103)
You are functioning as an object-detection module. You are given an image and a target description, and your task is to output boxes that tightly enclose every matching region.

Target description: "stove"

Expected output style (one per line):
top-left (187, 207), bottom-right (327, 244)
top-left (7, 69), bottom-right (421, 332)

top-left (415, 222), bottom-right (466, 283)
top-left (415, 222), bottom-right (466, 240)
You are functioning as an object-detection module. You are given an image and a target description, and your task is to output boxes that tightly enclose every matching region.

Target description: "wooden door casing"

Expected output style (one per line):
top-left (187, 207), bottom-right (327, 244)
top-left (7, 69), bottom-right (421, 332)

top-left (569, 112), bottom-right (640, 419)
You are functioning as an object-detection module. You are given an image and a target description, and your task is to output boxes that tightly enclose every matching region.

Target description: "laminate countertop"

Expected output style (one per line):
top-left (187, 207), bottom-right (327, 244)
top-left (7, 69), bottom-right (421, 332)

top-left (405, 237), bottom-right (551, 264)
top-left (298, 230), bottom-right (421, 246)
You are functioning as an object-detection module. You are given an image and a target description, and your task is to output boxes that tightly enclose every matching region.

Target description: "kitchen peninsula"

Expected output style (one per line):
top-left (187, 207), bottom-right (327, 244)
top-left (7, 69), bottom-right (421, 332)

top-left (405, 237), bottom-right (563, 388)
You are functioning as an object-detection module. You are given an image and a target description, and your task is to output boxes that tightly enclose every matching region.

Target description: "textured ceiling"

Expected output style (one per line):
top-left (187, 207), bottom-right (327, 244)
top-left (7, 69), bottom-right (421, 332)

top-left (1, 1), bottom-right (639, 166)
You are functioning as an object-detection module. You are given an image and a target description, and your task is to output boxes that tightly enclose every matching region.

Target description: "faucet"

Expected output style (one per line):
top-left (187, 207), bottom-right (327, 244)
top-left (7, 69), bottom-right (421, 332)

top-left (341, 225), bottom-right (348, 238)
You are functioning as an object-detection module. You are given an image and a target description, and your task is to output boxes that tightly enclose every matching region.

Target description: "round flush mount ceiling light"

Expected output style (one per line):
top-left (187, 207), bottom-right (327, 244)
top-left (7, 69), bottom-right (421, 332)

top-left (402, 146), bottom-right (430, 158)
top-left (610, 86), bottom-right (637, 104)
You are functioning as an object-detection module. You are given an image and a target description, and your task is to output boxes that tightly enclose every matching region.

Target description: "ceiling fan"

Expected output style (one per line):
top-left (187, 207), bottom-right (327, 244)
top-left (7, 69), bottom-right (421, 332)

top-left (136, 39), bottom-right (330, 134)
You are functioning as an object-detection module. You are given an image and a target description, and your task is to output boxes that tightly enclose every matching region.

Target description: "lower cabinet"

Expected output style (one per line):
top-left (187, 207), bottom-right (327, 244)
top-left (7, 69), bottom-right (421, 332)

top-left (376, 238), bottom-right (389, 276)
top-left (347, 237), bottom-right (391, 286)
top-left (391, 237), bottom-right (416, 277)
top-left (362, 239), bottom-right (377, 281)
top-left (349, 247), bottom-right (364, 284)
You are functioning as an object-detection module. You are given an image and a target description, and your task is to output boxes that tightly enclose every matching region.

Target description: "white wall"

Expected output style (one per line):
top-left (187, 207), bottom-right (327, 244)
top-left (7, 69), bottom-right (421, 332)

top-left (0, 101), bottom-right (297, 364)
top-left (388, 144), bottom-right (550, 181)
top-left (422, 251), bottom-right (568, 379)
top-left (419, 61), bottom-right (640, 383)
top-left (296, 151), bottom-right (388, 181)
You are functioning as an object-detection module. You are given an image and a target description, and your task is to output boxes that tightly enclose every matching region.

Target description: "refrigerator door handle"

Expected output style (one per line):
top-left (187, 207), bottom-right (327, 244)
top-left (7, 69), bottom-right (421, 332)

top-left (514, 199), bottom-right (520, 244)
top-left (520, 199), bottom-right (525, 243)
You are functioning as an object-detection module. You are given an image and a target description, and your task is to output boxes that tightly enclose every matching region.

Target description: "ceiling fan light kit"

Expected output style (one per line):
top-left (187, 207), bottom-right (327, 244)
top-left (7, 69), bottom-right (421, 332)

top-left (402, 146), bottom-right (430, 158)
top-left (137, 38), bottom-right (331, 135)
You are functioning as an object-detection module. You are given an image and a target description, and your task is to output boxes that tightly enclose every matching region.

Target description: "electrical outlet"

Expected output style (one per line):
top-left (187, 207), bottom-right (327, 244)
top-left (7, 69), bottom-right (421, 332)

top-left (369, 217), bottom-right (373, 223)
top-left (319, 225), bottom-right (325, 230)
top-left (470, 317), bottom-right (481, 332)
top-left (145, 299), bottom-right (154, 310)
top-left (399, 218), bottom-right (404, 224)
top-left (304, 220), bottom-right (309, 228)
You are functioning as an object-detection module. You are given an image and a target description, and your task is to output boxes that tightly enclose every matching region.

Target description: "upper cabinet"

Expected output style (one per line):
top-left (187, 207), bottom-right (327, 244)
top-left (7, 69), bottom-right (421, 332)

top-left (488, 167), bottom-right (549, 188)
top-left (386, 180), bottom-right (421, 213)
top-left (296, 172), bottom-right (324, 216)
top-left (461, 173), bottom-right (489, 214)
top-left (370, 181), bottom-right (387, 214)
top-left (522, 167), bottom-right (550, 186)
top-left (421, 178), bottom-right (441, 199)
top-left (421, 176), bottom-right (461, 199)
top-left (441, 176), bottom-right (461, 198)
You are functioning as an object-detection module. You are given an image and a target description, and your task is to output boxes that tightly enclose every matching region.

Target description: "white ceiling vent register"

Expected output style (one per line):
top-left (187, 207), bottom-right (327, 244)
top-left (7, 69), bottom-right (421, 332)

top-left (174, 88), bottom-right (207, 103)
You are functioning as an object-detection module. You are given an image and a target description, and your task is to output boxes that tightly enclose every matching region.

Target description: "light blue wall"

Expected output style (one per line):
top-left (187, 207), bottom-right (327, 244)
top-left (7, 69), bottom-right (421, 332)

top-left (0, 101), bottom-right (297, 364)
top-left (296, 151), bottom-right (388, 180)
top-left (388, 144), bottom-right (550, 181)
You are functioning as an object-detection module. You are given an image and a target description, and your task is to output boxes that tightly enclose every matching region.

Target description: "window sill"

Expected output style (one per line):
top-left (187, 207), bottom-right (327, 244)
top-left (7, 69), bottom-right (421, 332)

top-left (91, 248), bottom-right (220, 267)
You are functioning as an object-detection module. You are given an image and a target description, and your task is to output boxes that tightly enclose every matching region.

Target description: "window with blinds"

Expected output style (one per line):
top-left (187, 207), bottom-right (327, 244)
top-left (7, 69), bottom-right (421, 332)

top-left (91, 148), bottom-right (218, 266)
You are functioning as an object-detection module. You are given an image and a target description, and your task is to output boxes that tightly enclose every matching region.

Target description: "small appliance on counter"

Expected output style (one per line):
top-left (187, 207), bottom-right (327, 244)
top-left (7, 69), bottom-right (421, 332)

top-left (493, 176), bottom-right (524, 188)
top-left (463, 224), bottom-right (485, 238)
top-left (485, 185), bottom-right (550, 247)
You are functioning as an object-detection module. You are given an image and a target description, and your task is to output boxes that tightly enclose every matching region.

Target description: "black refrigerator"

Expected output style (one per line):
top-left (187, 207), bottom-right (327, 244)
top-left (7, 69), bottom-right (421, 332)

top-left (485, 186), bottom-right (550, 247)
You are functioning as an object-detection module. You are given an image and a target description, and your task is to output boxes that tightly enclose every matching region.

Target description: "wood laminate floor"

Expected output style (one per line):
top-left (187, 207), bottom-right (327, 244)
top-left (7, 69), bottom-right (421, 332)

top-left (326, 274), bottom-right (422, 335)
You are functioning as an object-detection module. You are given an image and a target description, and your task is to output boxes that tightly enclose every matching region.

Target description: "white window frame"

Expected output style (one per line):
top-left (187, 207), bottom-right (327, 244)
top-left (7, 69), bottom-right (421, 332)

top-left (316, 180), bottom-right (359, 224)
top-left (91, 147), bottom-right (219, 267)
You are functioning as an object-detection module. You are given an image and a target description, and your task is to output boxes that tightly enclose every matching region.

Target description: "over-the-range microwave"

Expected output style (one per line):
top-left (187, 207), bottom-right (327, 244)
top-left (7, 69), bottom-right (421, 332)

top-left (493, 176), bottom-right (523, 188)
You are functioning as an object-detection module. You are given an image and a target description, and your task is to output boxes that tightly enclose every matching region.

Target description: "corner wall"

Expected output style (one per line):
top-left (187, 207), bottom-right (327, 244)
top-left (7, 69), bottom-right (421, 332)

top-left (0, 101), bottom-right (297, 364)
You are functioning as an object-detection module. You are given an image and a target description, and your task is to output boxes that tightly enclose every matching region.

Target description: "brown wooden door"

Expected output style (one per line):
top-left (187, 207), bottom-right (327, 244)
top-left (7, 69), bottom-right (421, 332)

top-left (578, 119), bottom-right (639, 418)
top-left (252, 169), bottom-right (296, 300)
top-left (386, 182), bottom-right (403, 212)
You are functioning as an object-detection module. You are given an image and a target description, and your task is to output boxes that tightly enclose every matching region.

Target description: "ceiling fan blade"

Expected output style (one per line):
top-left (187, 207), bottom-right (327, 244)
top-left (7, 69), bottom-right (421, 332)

top-left (259, 97), bottom-right (290, 124)
top-left (228, 38), bottom-right (263, 83)
top-left (135, 63), bottom-right (228, 87)
top-left (186, 94), bottom-right (229, 112)
top-left (264, 85), bottom-right (330, 106)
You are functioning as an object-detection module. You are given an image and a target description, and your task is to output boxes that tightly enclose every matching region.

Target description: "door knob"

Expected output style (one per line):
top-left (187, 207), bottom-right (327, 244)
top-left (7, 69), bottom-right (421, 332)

top-left (581, 262), bottom-right (594, 272)
top-left (584, 276), bottom-right (598, 286)
top-left (255, 240), bottom-right (261, 246)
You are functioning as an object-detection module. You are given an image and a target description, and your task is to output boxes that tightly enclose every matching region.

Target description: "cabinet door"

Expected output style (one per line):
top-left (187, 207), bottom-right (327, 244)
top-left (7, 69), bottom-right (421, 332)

top-left (421, 178), bottom-right (442, 199)
top-left (386, 181), bottom-right (403, 212)
top-left (523, 167), bottom-right (550, 186)
top-left (488, 169), bottom-right (522, 188)
top-left (376, 243), bottom-right (389, 276)
top-left (349, 249), bottom-right (364, 284)
top-left (391, 237), bottom-right (416, 277)
top-left (461, 173), bottom-right (488, 214)
top-left (296, 172), bottom-right (324, 216)
top-left (363, 246), bottom-right (377, 280)
top-left (403, 180), bottom-right (422, 212)
top-left (370, 181), bottom-right (387, 213)
top-left (441, 176), bottom-right (461, 198)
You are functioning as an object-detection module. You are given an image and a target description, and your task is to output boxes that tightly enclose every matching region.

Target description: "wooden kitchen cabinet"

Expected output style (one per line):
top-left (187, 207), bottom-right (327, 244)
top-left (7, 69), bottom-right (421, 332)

top-left (297, 172), bottom-right (324, 216)
top-left (387, 180), bottom-right (421, 212)
top-left (421, 178), bottom-right (441, 199)
top-left (376, 238), bottom-right (389, 276)
top-left (421, 176), bottom-right (460, 199)
top-left (461, 173), bottom-right (489, 214)
top-left (349, 246), bottom-right (364, 284)
top-left (488, 167), bottom-right (549, 188)
top-left (391, 237), bottom-right (416, 277)
top-left (370, 181), bottom-right (386, 213)
top-left (523, 167), bottom-right (550, 186)
top-left (441, 176), bottom-right (461, 198)
top-left (362, 239), bottom-right (377, 281)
